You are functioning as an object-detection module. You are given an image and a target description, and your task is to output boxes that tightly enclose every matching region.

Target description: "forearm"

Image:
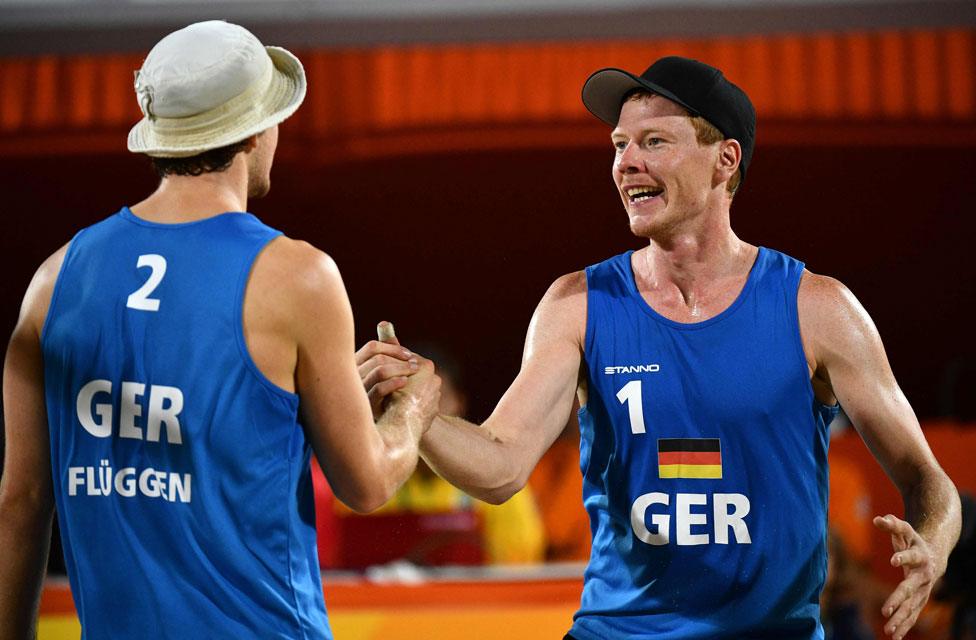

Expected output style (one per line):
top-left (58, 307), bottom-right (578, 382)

top-left (420, 414), bottom-right (524, 505)
top-left (0, 496), bottom-right (53, 640)
top-left (368, 397), bottom-right (428, 507)
top-left (901, 463), bottom-right (961, 573)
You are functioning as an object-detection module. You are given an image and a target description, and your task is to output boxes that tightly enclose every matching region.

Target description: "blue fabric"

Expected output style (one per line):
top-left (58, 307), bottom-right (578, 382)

top-left (571, 247), bottom-right (838, 640)
top-left (42, 208), bottom-right (330, 639)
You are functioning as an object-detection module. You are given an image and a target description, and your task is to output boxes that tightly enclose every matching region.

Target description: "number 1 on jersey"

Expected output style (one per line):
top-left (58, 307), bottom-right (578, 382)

top-left (126, 254), bottom-right (167, 311)
top-left (616, 379), bottom-right (646, 434)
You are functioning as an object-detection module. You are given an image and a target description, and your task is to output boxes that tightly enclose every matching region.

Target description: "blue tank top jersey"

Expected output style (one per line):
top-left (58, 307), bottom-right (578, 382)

top-left (41, 208), bottom-right (331, 639)
top-left (570, 247), bottom-right (838, 640)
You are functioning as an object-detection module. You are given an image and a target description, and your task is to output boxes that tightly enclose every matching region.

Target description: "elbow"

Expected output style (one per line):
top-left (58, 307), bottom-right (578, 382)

top-left (476, 469), bottom-right (529, 506)
top-left (338, 484), bottom-right (393, 514)
top-left (0, 485), bottom-right (55, 532)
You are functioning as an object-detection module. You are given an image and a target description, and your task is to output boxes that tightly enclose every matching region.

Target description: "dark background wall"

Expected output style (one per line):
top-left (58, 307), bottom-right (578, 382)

top-left (2, 140), bottom-right (973, 422)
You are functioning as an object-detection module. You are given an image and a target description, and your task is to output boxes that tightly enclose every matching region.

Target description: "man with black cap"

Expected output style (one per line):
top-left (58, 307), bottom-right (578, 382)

top-left (0, 20), bottom-right (440, 638)
top-left (358, 55), bottom-right (960, 639)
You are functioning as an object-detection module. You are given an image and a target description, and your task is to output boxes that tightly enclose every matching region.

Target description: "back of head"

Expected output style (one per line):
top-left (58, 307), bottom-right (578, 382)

top-left (128, 20), bottom-right (306, 163)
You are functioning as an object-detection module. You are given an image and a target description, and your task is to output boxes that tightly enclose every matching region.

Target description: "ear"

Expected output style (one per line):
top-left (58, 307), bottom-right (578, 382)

top-left (716, 139), bottom-right (742, 182)
top-left (242, 134), bottom-right (260, 153)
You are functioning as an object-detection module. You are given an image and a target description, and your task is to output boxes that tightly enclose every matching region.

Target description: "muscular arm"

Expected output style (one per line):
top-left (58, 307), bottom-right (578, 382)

top-left (0, 245), bottom-right (67, 639)
top-left (250, 239), bottom-right (438, 513)
top-left (798, 272), bottom-right (961, 638)
top-left (419, 271), bottom-right (586, 504)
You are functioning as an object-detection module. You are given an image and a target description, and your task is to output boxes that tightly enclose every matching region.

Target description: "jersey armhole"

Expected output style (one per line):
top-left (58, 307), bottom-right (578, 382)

top-left (789, 266), bottom-right (818, 408)
top-left (234, 233), bottom-right (300, 402)
top-left (40, 229), bottom-right (85, 346)
top-left (580, 265), bottom-right (597, 412)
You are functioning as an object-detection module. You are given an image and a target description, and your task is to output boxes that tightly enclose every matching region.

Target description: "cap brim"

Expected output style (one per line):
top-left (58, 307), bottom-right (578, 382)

top-left (581, 68), bottom-right (700, 126)
top-left (127, 45), bottom-right (307, 158)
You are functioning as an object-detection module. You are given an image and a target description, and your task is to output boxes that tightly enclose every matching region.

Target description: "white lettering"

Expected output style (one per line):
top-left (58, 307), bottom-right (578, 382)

top-left (119, 382), bottom-right (145, 439)
top-left (631, 492), bottom-right (752, 546)
top-left (76, 379), bottom-right (113, 437)
top-left (66, 462), bottom-right (192, 503)
top-left (68, 467), bottom-right (85, 496)
top-left (115, 468), bottom-right (137, 497)
top-left (714, 493), bottom-right (752, 544)
top-left (168, 473), bottom-right (191, 503)
top-left (604, 364), bottom-right (661, 375)
top-left (97, 459), bottom-right (112, 496)
top-left (139, 468), bottom-right (161, 497)
top-left (631, 492), bottom-right (670, 545)
top-left (676, 493), bottom-right (709, 545)
top-left (75, 380), bottom-right (185, 445)
top-left (85, 466), bottom-right (101, 496)
top-left (146, 385), bottom-right (183, 444)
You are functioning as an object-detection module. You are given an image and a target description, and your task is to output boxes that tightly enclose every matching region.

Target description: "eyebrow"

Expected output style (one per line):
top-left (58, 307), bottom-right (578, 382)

top-left (610, 128), bottom-right (670, 139)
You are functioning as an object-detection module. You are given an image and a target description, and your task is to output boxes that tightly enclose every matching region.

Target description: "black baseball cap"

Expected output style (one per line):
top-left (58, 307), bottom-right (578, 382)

top-left (581, 56), bottom-right (756, 182)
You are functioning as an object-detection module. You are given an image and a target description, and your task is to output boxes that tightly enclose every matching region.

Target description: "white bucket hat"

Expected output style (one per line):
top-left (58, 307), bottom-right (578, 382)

top-left (127, 20), bottom-right (306, 158)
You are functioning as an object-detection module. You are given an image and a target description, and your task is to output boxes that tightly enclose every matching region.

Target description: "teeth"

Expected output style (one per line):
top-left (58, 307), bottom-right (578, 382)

top-left (626, 186), bottom-right (661, 198)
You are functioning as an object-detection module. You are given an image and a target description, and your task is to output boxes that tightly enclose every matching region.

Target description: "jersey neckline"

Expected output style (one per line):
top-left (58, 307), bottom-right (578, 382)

top-left (119, 206), bottom-right (254, 229)
top-left (622, 246), bottom-right (766, 330)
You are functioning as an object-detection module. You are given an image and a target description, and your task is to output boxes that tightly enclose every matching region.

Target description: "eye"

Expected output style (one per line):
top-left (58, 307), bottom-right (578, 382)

top-left (647, 137), bottom-right (663, 146)
top-left (613, 140), bottom-right (627, 152)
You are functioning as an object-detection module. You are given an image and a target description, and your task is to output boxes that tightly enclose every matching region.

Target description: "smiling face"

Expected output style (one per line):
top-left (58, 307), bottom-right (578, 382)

top-left (611, 94), bottom-right (732, 239)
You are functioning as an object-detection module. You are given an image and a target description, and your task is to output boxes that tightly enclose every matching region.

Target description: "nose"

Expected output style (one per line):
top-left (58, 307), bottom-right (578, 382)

top-left (615, 142), bottom-right (642, 174)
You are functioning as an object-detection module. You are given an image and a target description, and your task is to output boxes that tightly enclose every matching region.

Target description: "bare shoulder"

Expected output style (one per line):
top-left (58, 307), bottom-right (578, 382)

top-left (546, 270), bottom-right (587, 299)
top-left (797, 269), bottom-right (881, 362)
top-left (249, 237), bottom-right (346, 309)
top-left (22, 242), bottom-right (71, 335)
top-left (252, 236), bottom-right (341, 290)
top-left (530, 270), bottom-right (588, 348)
top-left (246, 236), bottom-right (351, 342)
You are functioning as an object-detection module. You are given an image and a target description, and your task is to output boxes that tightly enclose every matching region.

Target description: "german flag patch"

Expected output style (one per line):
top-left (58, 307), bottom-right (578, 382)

top-left (658, 438), bottom-right (722, 479)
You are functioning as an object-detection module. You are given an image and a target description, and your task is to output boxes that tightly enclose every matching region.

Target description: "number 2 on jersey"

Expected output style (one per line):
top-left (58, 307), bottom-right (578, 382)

top-left (126, 254), bottom-right (167, 311)
top-left (616, 379), bottom-right (646, 434)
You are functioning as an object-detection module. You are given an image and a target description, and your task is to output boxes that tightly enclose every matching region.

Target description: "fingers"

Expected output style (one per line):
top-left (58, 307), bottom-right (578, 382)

top-left (891, 547), bottom-right (926, 568)
top-left (873, 514), bottom-right (914, 538)
top-left (882, 577), bottom-right (929, 640)
top-left (355, 339), bottom-right (413, 367)
top-left (362, 360), bottom-right (419, 391)
top-left (377, 321), bottom-right (400, 345)
top-left (874, 514), bottom-right (911, 551)
top-left (368, 377), bottom-right (408, 407)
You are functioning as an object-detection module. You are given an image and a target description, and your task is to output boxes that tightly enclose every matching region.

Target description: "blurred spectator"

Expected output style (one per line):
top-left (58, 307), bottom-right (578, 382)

top-left (316, 344), bottom-right (545, 568)
top-left (828, 446), bottom-right (874, 564)
top-left (936, 493), bottom-right (976, 640)
top-left (822, 527), bottom-right (874, 640)
top-left (529, 410), bottom-right (591, 563)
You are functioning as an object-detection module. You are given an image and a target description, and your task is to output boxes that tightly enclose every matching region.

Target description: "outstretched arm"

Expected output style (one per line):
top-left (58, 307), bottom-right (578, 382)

top-left (358, 271), bottom-right (587, 505)
top-left (798, 272), bottom-right (961, 640)
top-left (0, 245), bottom-right (67, 639)
top-left (254, 239), bottom-right (440, 513)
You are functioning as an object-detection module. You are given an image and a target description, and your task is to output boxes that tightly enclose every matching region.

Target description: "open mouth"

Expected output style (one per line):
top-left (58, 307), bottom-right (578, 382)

top-left (626, 186), bottom-right (664, 204)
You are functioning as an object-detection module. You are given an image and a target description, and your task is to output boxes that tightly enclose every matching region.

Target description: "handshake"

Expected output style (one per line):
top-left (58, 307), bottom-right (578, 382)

top-left (356, 320), bottom-right (441, 428)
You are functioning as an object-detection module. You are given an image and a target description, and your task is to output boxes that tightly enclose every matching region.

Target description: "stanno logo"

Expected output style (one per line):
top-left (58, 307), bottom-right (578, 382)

top-left (604, 364), bottom-right (661, 375)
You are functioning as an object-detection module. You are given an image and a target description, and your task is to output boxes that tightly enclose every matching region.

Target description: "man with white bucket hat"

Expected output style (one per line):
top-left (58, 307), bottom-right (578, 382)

top-left (0, 20), bottom-right (440, 638)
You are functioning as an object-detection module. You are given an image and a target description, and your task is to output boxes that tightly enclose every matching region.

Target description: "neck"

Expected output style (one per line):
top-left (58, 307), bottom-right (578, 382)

top-left (635, 208), bottom-right (755, 311)
top-left (130, 158), bottom-right (249, 223)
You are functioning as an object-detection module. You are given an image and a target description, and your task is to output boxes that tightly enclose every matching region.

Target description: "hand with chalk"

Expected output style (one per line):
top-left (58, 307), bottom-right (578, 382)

top-left (377, 321), bottom-right (398, 345)
top-left (355, 320), bottom-right (423, 420)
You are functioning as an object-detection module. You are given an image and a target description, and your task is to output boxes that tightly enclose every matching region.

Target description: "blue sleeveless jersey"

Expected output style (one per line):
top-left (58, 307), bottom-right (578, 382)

top-left (571, 247), bottom-right (838, 640)
top-left (41, 208), bottom-right (331, 639)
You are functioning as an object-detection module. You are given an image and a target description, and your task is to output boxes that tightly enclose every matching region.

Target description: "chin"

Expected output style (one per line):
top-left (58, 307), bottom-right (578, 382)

top-left (627, 212), bottom-right (662, 239)
top-left (248, 180), bottom-right (271, 200)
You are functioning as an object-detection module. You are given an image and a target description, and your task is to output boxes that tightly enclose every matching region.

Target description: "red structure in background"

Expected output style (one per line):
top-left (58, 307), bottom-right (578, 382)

top-left (1, 28), bottom-right (974, 157)
top-left (3, 31), bottom-right (974, 640)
